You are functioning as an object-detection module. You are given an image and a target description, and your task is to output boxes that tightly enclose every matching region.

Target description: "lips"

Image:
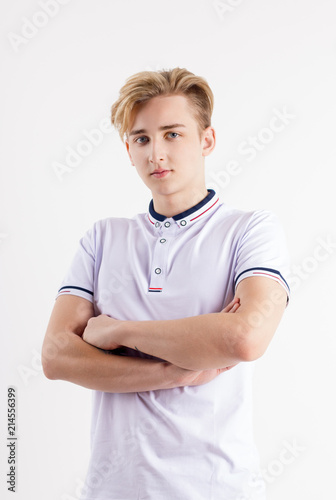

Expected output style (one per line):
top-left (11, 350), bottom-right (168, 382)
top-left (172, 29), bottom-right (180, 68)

top-left (151, 170), bottom-right (171, 178)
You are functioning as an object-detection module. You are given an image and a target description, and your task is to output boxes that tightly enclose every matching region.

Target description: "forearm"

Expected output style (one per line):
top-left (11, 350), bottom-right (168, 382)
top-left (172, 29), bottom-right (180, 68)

top-left (117, 312), bottom-right (249, 371)
top-left (42, 332), bottom-right (183, 393)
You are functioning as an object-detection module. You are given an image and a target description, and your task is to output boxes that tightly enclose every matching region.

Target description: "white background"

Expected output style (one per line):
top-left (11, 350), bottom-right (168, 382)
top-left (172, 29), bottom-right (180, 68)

top-left (1, 0), bottom-right (335, 499)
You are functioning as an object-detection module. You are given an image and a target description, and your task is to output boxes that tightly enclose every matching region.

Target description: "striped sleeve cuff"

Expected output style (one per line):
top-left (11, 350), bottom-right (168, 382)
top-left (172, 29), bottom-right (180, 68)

top-left (235, 267), bottom-right (290, 303)
top-left (56, 285), bottom-right (94, 302)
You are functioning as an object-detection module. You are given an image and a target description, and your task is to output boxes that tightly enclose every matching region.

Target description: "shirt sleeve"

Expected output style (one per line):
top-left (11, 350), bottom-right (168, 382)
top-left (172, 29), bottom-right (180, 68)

top-left (234, 210), bottom-right (291, 303)
top-left (55, 224), bottom-right (96, 303)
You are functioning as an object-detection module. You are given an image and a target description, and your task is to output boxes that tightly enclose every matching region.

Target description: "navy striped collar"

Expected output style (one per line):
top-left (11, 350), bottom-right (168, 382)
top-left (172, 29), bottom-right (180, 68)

top-left (148, 189), bottom-right (217, 223)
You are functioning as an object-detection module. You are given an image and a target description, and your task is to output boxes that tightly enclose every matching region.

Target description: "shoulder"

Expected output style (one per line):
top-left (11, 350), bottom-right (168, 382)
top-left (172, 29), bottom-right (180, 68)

top-left (214, 202), bottom-right (281, 233)
top-left (80, 213), bottom-right (146, 248)
top-left (89, 213), bottom-right (145, 234)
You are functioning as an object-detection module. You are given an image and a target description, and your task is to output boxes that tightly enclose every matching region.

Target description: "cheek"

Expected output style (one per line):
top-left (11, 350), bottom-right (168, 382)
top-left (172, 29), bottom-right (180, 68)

top-left (129, 148), bottom-right (144, 167)
top-left (175, 142), bottom-right (201, 165)
top-left (134, 164), bottom-right (147, 179)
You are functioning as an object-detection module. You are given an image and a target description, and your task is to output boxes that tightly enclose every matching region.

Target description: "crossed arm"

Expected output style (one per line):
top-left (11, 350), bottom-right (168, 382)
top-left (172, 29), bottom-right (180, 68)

top-left (42, 276), bottom-right (287, 393)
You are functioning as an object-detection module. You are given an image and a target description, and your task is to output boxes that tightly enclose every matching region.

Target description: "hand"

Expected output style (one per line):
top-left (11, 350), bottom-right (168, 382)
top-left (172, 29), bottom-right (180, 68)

top-left (82, 314), bottom-right (122, 350)
top-left (216, 297), bottom-right (241, 371)
top-left (221, 297), bottom-right (240, 314)
top-left (174, 365), bottom-right (236, 388)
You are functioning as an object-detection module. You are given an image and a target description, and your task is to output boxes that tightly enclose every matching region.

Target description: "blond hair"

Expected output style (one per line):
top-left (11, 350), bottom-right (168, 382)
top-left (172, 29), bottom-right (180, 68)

top-left (111, 67), bottom-right (214, 142)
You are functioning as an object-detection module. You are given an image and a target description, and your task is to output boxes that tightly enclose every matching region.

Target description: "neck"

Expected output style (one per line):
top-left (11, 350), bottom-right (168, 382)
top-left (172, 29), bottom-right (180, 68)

top-left (152, 187), bottom-right (209, 218)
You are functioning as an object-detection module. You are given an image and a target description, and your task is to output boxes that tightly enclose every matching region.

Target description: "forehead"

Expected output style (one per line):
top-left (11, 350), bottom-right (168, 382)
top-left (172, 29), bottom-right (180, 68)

top-left (129, 94), bottom-right (197, 130)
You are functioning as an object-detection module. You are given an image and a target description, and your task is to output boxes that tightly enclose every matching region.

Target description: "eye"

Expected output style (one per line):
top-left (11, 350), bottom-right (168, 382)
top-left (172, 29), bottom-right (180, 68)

top-left (134, 136), bottom-right (148, 144)
top-left (167, 132), bottom-right (180, 139)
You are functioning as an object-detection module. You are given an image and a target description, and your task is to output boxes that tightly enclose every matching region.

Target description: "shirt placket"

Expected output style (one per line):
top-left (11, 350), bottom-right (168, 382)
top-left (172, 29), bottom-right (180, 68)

top-left (148, 219), bottom-right (177, 293)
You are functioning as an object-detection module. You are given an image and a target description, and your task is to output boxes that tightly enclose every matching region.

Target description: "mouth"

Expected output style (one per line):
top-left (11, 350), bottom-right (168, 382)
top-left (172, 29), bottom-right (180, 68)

top-left (150, 170), bottom-right (171, 179)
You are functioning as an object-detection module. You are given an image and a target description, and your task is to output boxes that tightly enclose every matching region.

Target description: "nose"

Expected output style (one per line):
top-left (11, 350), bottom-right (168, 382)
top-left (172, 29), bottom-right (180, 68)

top-left (149, 139), bottom-right (165, 164)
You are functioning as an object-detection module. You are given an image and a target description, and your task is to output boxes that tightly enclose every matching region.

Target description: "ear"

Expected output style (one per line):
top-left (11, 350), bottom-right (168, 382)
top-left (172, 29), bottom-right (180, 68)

top-left (125, 140), bottom-right (135, 166)
top-left (201, 127), bottom-right (216, 157)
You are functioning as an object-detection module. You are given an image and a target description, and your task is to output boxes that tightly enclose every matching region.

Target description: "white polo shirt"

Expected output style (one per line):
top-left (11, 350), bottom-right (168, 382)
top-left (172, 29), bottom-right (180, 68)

top-left (57, 189), bottom-right (290, 500)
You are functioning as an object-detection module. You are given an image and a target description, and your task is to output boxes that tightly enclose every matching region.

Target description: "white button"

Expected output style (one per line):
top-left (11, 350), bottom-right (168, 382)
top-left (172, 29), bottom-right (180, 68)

top-left (164, 221), bottom-right (171, 228)
top-left (180, 220), bottom-right (187, 226)
top-left (155, 268), bottom-right (162, 274)
top-left (160, 238), bottom-right (166, 244)
top-left (155, 222), bottom-right (160, 228)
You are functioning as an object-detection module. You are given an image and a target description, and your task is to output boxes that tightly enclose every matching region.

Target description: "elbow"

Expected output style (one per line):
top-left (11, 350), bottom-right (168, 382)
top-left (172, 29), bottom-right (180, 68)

top-left (238, 341), bottom-right (265, 362)
top-left (41, 340), bottom-right (62, 380)
top-left (42, 353), bottom-right (57, 380)
top-left (234, 321), bottom-right (266, 362)
top-left (42, 330), bottom-right (80, 380)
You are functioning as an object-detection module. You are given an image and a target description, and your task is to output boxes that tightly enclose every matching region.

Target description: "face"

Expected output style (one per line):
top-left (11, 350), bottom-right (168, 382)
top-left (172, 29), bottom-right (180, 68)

top-left (125, 94), bottom-right (215, 204)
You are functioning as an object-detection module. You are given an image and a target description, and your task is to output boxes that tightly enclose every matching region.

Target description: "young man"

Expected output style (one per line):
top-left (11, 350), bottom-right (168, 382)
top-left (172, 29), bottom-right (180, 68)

top-left (42, 68), bottom-right (290, 500)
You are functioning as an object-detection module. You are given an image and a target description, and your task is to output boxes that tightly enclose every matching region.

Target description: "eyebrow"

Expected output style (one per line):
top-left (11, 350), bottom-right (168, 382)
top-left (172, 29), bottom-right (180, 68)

top-left (129, 123), bottom-right (186, 137)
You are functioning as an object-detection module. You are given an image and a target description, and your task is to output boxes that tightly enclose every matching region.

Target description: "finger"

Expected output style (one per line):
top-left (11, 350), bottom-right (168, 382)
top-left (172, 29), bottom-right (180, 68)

top-left (221, 297), bottom-right (239, 313)
top-left (225, 299), bottom-right (241, 313)
top-left (230, 302), bottom-right (240, 313)
top-left (219, 364), bottom-right (238, 373)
